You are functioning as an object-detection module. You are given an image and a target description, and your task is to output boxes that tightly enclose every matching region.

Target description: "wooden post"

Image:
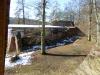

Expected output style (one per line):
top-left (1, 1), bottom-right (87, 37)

top-left (41, 0), bottom-right (46, 55)
top-left (0, 0), bottom-right (10, 74)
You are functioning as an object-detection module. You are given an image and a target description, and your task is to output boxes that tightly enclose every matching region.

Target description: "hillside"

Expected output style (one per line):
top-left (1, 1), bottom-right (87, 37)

top-left (9, 17), bottom-right (50, 25)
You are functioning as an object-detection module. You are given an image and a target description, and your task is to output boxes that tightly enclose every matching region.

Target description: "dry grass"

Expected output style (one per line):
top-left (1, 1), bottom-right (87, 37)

top-left (70, 52), bottom-right (100, 75)
top-left (46, 37), bottom-right (94, 55)
top-left (5, 54), bottom-right (85, 75)
top-left (5, 37), bottom-right (96, 75)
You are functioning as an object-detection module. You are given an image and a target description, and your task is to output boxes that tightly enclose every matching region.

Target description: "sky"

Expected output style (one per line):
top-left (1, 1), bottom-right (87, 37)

top-left (9, 0), bottom-right (70, 19)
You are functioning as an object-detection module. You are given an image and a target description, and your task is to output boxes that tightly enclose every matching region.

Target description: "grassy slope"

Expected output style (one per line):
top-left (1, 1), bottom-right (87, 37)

top-left (70, 46), bottom-right (100, 75)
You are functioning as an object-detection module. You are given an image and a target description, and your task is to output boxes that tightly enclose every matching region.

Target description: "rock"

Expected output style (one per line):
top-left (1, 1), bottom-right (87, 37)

top-left (10, 55), bottom-right (20, 63)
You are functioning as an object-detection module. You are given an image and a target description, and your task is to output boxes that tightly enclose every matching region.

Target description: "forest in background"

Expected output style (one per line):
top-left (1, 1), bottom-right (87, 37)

top-left (9, 0), bottom-right (100, 46)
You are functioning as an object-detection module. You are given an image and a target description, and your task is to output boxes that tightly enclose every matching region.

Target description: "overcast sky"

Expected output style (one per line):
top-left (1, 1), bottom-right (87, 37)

top-left (9, 0), bottom-right (71, 19)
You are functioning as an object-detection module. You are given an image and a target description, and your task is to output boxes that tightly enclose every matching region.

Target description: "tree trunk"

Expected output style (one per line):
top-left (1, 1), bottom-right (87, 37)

top-left (93, 0), bottom-right (100, 46)
top-left (88, 0), bottom-right (93, 41)
top-left (22, 0), bottom-right (25, 24)
top-left (41, 0), bottom-right (46, 55)
top-left (77, 0), bottom-right (81, 26)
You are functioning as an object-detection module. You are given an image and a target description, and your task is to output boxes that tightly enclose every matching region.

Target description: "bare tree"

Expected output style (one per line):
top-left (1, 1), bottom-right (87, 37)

top-left (88, 0), bottom-right (93, 41)
top-left (41, 0), bottom-right (46, 55)
top-left (35, 1), bottom-right (42, 20)
top-left (35, 0), bottom-right (49, 21)
top-left (64, 1), bottom-right (76, 22)
top-left (22, 0), bottom-right (25, 24)
top-left (15, 0), bottom-right (22, 24)
top-left (75, 0), bottom-right (83, 25)
top-left (93, 0), bottom-right (100, 46)
top-left (15, 0), bottom-right (25, 24)
top-left (15, 0), bottom-right (31, 24)
top-left (49, 1), bottom-right (61, 22)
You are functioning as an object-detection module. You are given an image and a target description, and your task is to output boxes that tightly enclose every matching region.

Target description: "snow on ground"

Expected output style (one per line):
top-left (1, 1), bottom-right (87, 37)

top-left (5, 51), bottom-right (34, 69)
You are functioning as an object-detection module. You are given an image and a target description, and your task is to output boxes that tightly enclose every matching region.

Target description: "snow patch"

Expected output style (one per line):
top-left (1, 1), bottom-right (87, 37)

top-left (5, 51), bottom-right (34, 69)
